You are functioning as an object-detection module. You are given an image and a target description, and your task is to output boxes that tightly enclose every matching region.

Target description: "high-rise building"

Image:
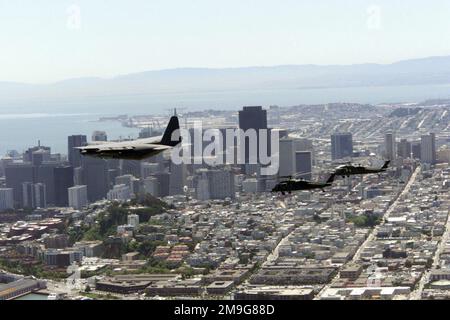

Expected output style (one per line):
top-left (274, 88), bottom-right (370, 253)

top-left (121, 160), bottom-right (141, 178)
top-left (68, 185), bottom-right (88, 210)
top-left (68, 135), bottom-right (87, 168)
top-left (169, 162), bottom-right (186, 195)
top-left (107, 184), bottom-right (132, 202)
top-left (23, 144), bottom-right (51, 163)
top-left (295, 151), bottom-right (312, 181)
top-left (238, 106), bottom-right (268, 170)
top-left (411, 142), bottom-right (421, 159)
top-left (81, 156), bottom-right (109, 202)
top-left (421, 133), bottom-right (436, 164)
top-left (239, 106), bottom-right (268, 131)
top-left (154, 172), bottom-right (170, 197)
top-left (92, 131), bottom-right (107, 142)
top-left (143, 177), bottom-right (159, 196)
top-left (331, 133), bottom-right (353, 161)
top-left (115, 174), bottom-right (139, 195)
top-left (35, 161), bottom-right (60, 205)
top-left (54, 166), bottom-right (74, 207)
top-left (22, 182), bottom-right (46, 209)
top-left (5, 162), bottom-right (34, 207)
top-left (384, 131), bottom-right (396, 161)
top-left (206, 167), bottom-right (235, 200)
top-left (0, 188), bottom-right (14, 211)
top-left (397, 139), bottom-right (412, 159)
top-left (279, 139), bottom-right (296, 177)
top-left (34, 183), bottom-right (47, 208)
top-left (127, 214), bottom-right (139, 228)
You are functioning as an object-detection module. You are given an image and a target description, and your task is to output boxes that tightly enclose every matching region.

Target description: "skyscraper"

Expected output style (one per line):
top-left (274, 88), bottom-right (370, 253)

top-left (35, 161), bottom-right (60, 205)
top-left (279, 139), bottom-right (296, 177)
top-left (22, 182), bottom-right (46, 209)
top-left (68, 135), bottom-right (87, 168)
top-left (54, 166), bottom-right (74, 207)
top-left (238, 106), bottom-right (268, 131)
top-left (5, 162), bottom-right (34, 208)
top-left (397, 139), bottom-right (412, 159)
top-left (92, 131), bottom-right (107, 142)
top-left (421, 133), bottom-right (436, 164)
top-left (295, 151), bottom-right (312, 181)
top-left (238, 106), bottom-right (268, 171)
top-left (331, 133), bottom-right (353, 161)
top-left (384, 131), bottom-right (396, 161)
top-left (81, 156), bottom-right (109, 202)
top-left (0, 188), bottom-right (14, 211)
top-left (68, 185), bottom-right (88, 210)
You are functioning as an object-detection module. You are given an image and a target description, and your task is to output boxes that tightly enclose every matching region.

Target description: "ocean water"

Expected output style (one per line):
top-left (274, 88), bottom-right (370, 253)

top-left (1, 83), bottom-right (450, 156)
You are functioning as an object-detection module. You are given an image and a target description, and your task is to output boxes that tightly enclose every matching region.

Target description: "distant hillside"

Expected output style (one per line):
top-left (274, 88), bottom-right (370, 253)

top-left (1, 56), bottom-right (450, 106)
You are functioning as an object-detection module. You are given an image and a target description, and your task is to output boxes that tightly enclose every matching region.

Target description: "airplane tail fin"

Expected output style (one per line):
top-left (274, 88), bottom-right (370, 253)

top-left (326, 173), bottom-right (336, 184)
top-left (160, 116), bottom-right (181, 147)
top-left (382, 160), bottom-right (391, 169)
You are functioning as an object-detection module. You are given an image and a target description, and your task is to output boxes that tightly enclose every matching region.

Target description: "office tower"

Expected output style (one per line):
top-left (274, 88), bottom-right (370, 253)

top-left (331, 133), bottom-right (353, 161)
top-left (397, 139), bottom-right (412, 159)
top-left (169, 162), bottom-right (186, 195)
top-left (268, 105), bottom-right (281, 126)
top-left (421, 133), bottom-right (436, 164)
top-left (238, 106), bottom-right (268, 170)
top-left (239, 106), bottom-right (267, 131)
top-left (34, 183), bottom-right (47, 208)
top-left (68, 135), bottom-right (87, 168)
top-left (5, 162), bottom-right (34, 207)
top-left (0, 188), bottom-right (14, 211)
top-left (143, 177), bottom-right (159, 196)
top-left (279, 139), bottom-right (296, 177)
top-left (22, 182), bottom-right (34, 208)
top-left (92, 131), bottom-right (107, 142)
top-left (68, 185), bottom-right (88, 210)
top-left (195, 170), bottom-right (210, 201)
top-left (54, 166), bottom-right (74, 207)
top-left (121, 160), bottom-right (141, 178)
top-left (207, 167), bottom-right (235, 200)
top-left (35, 161), bottom-right (60, 205)
top-left (127, 214), bottom-right (139, 228)
top-left (384, 131), bottom-right (397, 161)
top-left (31, 149), bottom-right (51, 166)
top-left (81, 156), bottom-right (108, 202)
top-left (115, 174), bottom-right (139, 195)
top-left (141, 162), bottom-right (162, 179)
top-left (23, 144), bottom-right (51, 163)
top-left (411, 142), bottom-right (421, 159)
top-left (154, 172), bottom-right (170, 197)
top-left (22, 182), bottom-right (45, 208)
top-left (295, 151), bottom-right (312, 181)
top-left (73, 167), bottom-right (83, 186)
top-left (107, 184), bottom-right (132, 202)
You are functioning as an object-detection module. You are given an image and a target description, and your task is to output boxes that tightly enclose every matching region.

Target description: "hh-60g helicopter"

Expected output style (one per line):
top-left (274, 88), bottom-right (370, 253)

top-left (272, 172), bottom-right (336, 195)
top-left (334, 160), bottom-right (390, 178)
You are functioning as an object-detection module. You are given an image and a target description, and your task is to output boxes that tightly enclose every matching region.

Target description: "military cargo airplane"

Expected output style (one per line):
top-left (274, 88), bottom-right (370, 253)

top-left (334, 160), bottom-right (390, 178)
top-left (272, 173), bottom-right (336, 195)
top-left (77, 115), bottom-right (181, 160)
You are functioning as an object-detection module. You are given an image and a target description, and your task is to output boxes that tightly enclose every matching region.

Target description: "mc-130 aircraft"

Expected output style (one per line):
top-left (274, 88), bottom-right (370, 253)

top-left (77, 114), bottom-right (181, 160)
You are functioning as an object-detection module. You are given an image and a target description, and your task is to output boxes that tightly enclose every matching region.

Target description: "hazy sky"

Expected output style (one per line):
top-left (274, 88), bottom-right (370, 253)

top-left (1, 0), bottom-right (450, 83)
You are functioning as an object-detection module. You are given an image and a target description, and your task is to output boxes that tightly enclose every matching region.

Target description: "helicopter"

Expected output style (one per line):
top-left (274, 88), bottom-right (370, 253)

top-left (272, 172), bottom-right (336, 195)
top-left (334, 160), bottom-right (390, 178)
